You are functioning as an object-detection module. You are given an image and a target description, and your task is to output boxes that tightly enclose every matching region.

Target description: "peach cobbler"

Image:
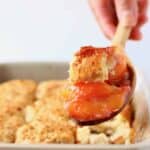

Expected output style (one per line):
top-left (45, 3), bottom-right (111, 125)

top-left (0, 79), bottom-right (134, 144)
top-left (0, 46), bottom-right (136, 144)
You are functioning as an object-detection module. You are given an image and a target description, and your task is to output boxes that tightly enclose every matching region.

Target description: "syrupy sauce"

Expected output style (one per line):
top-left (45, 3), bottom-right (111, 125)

top-left (66, 80), bottom-right (131, 124)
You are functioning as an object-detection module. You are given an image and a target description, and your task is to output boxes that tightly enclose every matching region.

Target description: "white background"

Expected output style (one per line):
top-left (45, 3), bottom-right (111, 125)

top-left (0, 0), bottom-right (149, 75)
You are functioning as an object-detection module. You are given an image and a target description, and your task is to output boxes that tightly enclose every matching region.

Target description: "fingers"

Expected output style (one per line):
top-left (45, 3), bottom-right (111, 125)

top-left (114, 0), bottom-right (138, 27)
top-left (88, 0), bottom-right (117, 39)
top-left (130, 0), bottom-right (148, 40)
top-left (138, 0), bottom-right (148, 26)
top-left (130, 28), bottom-right (142, 40)
top-left (89, 0), bottom-right (148, 41)
top-left (114, 0), bottom-right (148, 40)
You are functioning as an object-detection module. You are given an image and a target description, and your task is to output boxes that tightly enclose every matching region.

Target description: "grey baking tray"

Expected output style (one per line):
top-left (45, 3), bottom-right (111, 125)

top-left (0, 62), bottom-right (69, 82)
top-left (0, 61), bottom-right (149, 150)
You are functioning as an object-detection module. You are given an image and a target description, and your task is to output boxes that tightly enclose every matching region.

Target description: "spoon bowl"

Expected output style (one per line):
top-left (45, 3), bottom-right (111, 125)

top-left (77, 62), bottom-right (136, 125)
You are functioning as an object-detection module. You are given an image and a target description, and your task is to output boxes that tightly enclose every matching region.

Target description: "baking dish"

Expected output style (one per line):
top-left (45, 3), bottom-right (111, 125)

top-left (0, 61), bottom-right (149, 150)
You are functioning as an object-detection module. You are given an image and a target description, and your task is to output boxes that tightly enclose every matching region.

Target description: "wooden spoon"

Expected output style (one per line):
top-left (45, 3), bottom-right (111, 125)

top-left (112, 22), bottom-right (136, 100)
top-left (77, 22), bottom-right (137, 125)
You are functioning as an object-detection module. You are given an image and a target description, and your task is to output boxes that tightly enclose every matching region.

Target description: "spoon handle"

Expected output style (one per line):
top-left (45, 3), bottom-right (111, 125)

top-left (112, 22), bottom-right (132, 50)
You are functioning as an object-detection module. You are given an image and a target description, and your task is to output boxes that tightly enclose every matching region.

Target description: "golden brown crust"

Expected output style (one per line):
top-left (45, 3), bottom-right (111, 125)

top-left (0, 112), bottom-right (25, 143)
top-left (69, 46), bottom-right (119, 83)
top-left (0, 79), bottom-right (134, 144)
top-left (69, 46), bottom-right (110, 82)
top-left (0, 80), bottom-right (37, 142)
top-left (16, 120), bottom-right (76, 144)
top-left (33, 80), bottom-right (69, 122)
top-left (16, 81), bottom-right (76, 144)
top-left (36, 80), bottom-right (66, 100)
top-left (0, 80), bottom-right (37, 110)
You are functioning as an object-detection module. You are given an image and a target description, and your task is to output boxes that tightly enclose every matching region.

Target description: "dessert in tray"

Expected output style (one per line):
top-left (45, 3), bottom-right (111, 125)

top-left (0, 79), bottom-right (134, 144)
top-left (0, 45), bottom-right (138, 145)
top-left (0, 40), bottom-right (150, 145)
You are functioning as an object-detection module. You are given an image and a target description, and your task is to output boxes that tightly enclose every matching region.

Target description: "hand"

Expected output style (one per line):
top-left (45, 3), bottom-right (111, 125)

top-left (89, 0), bottom-right (148, 40)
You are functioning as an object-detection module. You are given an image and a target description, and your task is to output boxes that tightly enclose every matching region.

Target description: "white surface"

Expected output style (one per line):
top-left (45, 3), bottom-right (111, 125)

top-left (0, 0), bottom-right (149, 74)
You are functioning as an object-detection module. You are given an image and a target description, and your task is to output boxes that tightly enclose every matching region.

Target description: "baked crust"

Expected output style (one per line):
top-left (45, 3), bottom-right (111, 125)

top-left (69, 46), bottom-right (111, 82)
top-left (16, 81), bottom-right (76, 143)
top-left (0, 79), bottom-right (133, 144)
top-left (0, 80), bottom-right (37, 142)
top-left (16, 120), bottom-right (75, 144)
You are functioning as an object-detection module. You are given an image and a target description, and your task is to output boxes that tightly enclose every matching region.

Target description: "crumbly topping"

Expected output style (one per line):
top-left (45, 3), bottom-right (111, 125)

top-left (0, 80), bottom-right (133, 144)
top-left (0, 80), bottom-right (37, 142)
top-left (76, 114), bottom-right (133, 144)
top-left (16, 120), bottom-right (75, 144)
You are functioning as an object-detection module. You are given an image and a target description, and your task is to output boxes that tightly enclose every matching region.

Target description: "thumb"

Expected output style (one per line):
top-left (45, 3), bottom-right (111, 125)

top-left (114, 0), bottom-right (138, 27)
